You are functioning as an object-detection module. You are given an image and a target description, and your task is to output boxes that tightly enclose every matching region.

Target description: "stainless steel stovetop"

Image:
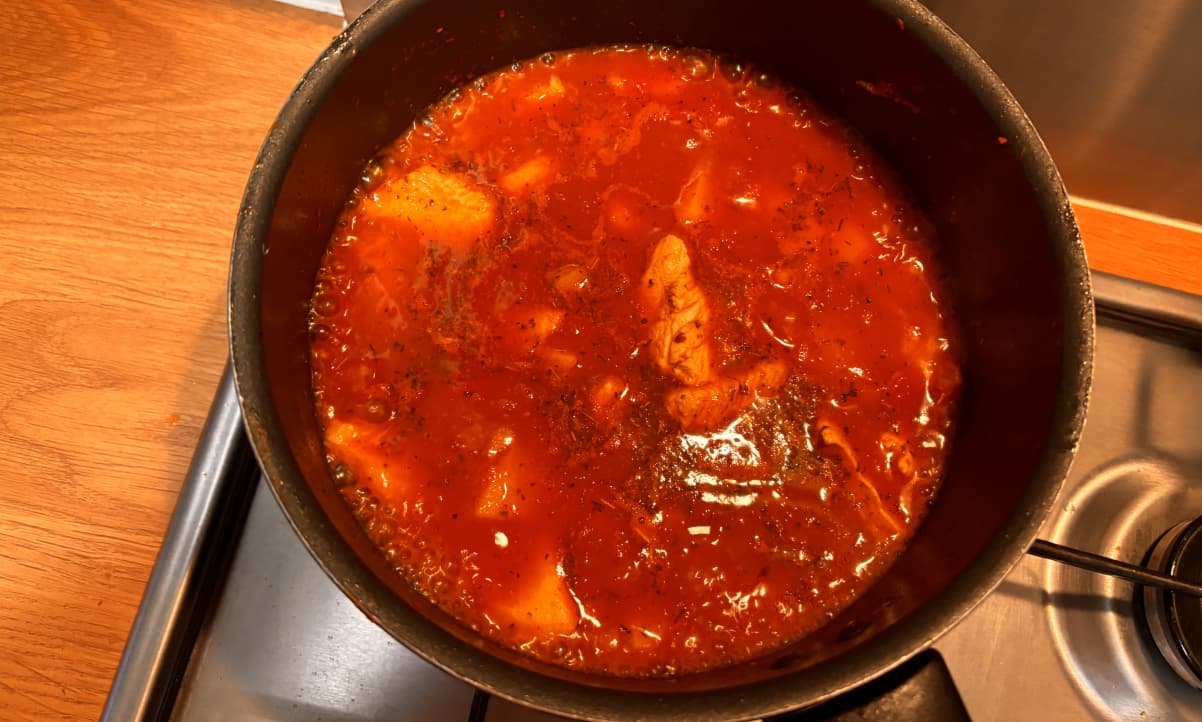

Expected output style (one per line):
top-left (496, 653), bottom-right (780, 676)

top-left (101, 273), bottom-right (1202, 722)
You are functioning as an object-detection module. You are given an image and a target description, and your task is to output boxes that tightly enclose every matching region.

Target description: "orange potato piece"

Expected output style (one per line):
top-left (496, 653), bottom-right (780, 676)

top-left (491, 558), bottom-right (579, 636)
top-left (477, 431), bottom-right (527, 519)
top-left (537, 347), bottom-right (578, 374)
top-left (365, 165), bottom-right (494, 251)
top-left (500, 156), bottom-right (556, 195)
top-left (602, 186), bottom-right (655, 239)
top-left (476, 465), bottom-right (513, 518)
top-left (547, 263), bottom-right (590, 296)
top-left (589, 375), bottom-right (628, 414)
top-left (324, 420), bottom-right (415, 500)
top-left (499, 305), bottom-right (565, 355)
top-left (674, 165), bottom-right (713, 226)
top-left (830, 220), bottom-right (879, 265)
top-left (524, 73), bottom-right (566, 101)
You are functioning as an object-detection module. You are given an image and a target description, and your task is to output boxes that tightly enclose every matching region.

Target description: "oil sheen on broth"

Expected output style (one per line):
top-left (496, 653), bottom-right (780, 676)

top-left (309, 46), bottom-right (960, 677)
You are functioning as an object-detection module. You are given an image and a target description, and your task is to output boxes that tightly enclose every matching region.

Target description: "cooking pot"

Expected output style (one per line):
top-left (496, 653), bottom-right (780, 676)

top-left (228, 1), bottom-right (1094, 718)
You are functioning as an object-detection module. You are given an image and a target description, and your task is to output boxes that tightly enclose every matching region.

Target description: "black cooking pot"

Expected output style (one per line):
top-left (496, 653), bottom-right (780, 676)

top-left (228, 1), bottom-right (1094, 719)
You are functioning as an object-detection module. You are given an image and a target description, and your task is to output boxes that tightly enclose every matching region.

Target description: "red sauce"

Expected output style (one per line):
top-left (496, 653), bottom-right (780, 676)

top-left (309, 46), bottom-right (960, 676)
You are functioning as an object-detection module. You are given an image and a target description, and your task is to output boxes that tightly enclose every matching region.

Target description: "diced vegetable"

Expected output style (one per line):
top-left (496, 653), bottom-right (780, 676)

top-left (491, 557), bottom-right (579, 635)
top-left (324, 420), bottom-right (414, 498)
top-left (365, 165), bottom-right (494, 252)
top-left (499, 305), bottom-right (565, 355)
top-left (589, 375), bottom-right (628, 414)
top-left (500, 156), bottom-right (556, 194)
top-left (538, 347), bottom-right (578, 374)
top-left (547, 263), bottom-right (590, 296)
top-left (525, 73), bottom-right (566, 101)
top-left (477, 431), bottom-right (524, 518)
top-left (674, 165), bottom-right (713, 226)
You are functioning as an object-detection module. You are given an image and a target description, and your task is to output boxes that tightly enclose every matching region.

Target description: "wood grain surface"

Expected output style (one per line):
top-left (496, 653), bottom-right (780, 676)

top-left (0, 1), bottom-right (340, 719)
top-left (0, 2), bottom-right (1198, 720)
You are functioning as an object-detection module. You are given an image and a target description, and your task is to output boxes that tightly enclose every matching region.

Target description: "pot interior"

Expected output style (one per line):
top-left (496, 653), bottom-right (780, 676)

top-left (231, 0), bottom-right (1089, 717)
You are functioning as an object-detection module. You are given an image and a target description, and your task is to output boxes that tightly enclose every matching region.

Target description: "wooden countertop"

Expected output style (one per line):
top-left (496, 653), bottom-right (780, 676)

top-left (0, 1), bottom-right (1198, 719)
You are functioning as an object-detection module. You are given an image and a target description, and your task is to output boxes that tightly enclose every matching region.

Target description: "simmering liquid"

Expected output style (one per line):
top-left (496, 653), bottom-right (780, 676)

top-left (308, 45), bottom-right (960, 676)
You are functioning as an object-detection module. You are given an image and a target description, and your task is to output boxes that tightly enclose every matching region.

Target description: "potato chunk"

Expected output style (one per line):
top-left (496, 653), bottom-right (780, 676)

top-left (525, 73), bottom-right (566, 101)
top-left (640, 234), bottom-right (713, 386)
top-left (365, 165), bottom-right (494, 251)
top-left (500, 156), bottom-right (556, 195)
top-left (589, 375), bottom-right (628, 414)
top-left (499, 305), bottom-right (565, 355)
top-left (674, 165), bottom-right (713, 226)
top-left (547, 263), bottom-right (590, 297)
top-left (477, 429), bottom-right (521, 518)
top-left (491, 558), bottom-right (579, 636)
top-left (537, 347), bottom-right (578, 374)
top-left (324, 419), bottom-right (414, 500)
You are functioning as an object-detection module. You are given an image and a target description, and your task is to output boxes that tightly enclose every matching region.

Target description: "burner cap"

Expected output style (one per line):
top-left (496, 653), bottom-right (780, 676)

top-left (1143, 517), bottom-right (1202, 690)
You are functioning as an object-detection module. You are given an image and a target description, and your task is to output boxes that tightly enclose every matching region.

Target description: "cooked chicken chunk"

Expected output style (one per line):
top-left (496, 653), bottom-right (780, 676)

top-left (816, 420), bottom-right (904, 537)
top-left (640, 234), bottom-right (713, 386)
top-left (664, 359), bottom-right (787, 431)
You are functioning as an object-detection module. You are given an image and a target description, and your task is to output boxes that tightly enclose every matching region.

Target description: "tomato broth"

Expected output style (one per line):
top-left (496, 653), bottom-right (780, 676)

top-left (308, 45), bottom-right (960, 676)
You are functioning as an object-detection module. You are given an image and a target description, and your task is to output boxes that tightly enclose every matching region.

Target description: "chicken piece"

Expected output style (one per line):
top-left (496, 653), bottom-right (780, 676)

top-left (849, 471), bottom-right (905, 539)
top-left (364, 165), bottom-right (494, 252)
top-left (640, 234), bottom-right (713, 386)
top-left (816, 420), bottom-right (904, 537)
top-left (490, 557), bottom-right (579, 636)
top-left (664, 360), bottom-right (787, 431)
top-left (499, 156), bottom-right (556, 195)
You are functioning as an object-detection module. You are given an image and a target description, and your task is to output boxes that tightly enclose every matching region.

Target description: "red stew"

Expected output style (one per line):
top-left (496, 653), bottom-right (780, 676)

top-left (309, 46), bottom-right (960, 676)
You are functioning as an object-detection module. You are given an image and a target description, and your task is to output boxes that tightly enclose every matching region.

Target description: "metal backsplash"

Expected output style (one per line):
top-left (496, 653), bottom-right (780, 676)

top-left (336, 0), bottom-right (1202, 224)
top-left (923, 0), bottom-right (1202, 223)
